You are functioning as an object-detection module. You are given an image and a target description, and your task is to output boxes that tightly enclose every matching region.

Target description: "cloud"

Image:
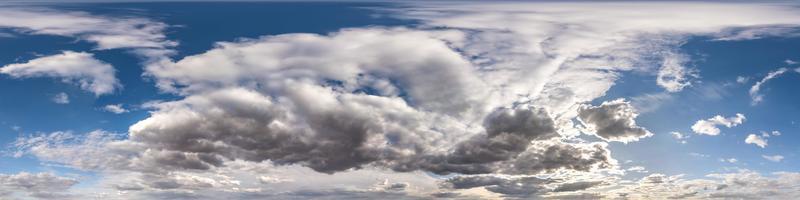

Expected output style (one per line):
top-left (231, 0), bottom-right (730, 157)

top-left (0, 172), bottom-right (79, 199)
top-left (762, 155), bottom-right (784, 162)
top-left (0, 7), bottom-right (176, 51)
top-left (745, 134), bottom-right (768, 148)
top-left (749, 67), bottom-right (795, 105)
top-left (670, 131), bottom-right (688, 144)
top-left (629, 92), bottom-right (673, 113)
top-left (103, 104), bottom-right (129, 114)
top-left (691, 113), bottom-right (745, 136)
top-left (577, 99), bottom-right (652, 143)
top-left (736, 76), bottom-right (750, 84)
top-left (0, 51), bottom-right (119, 95)
top-left (52, 92), bottom-right (69, 104)
top-left (720, 158), bottom-right (738, 163)
top-left (8, 2), bottom-right (800, 199)
top-left (656, 52), bottom-right (698, 92)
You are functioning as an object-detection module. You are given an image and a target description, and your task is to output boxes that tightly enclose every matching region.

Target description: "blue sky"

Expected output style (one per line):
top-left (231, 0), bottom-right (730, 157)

top-left (0, 1), bottom-right (799, 199)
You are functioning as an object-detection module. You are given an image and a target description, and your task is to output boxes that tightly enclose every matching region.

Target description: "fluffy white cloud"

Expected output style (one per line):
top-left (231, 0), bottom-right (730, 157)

top-left (0, 51), bottom-right (119, 95)
top-left (763, 155), bottom-right (784, 162)
top-left (691, 113), bottom-right (746, 136)
top-left (52, 92), bottom-right (69, 104)
top-left (103, 104), bottom-right (129, 114)
top-left (745, 134), bottom-right (768, 148)
top-left (0, 172), bottom-right (78, 199)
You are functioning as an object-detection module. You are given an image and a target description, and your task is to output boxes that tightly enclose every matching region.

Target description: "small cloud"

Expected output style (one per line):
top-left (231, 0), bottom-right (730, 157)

top-left (670, 131), bottom-right (689, 144)
top-left (11, 125), bottom-right (21, 131)
top-left (785, 59), bottom-right (798, 65)
top-left (102, 104), bottom-right (129, 114)
top-left (736, 76), bottom-right (750, 84)
top-left (258, 176), bottom-right (293, 184)
top-left (719, 158), bottom-right (738, 163)
top-left (691, 113), bottom-right (745, 136)
top-left (52, 92), bottom-right (69, 104)
top-left (750, 68), bottom-right (790, 105)
top-left (762, 155), bottom-right (784, 162)
top-left (627, 166), bottom-right (648, 173)
top-left (689, 152), bottom-right (710, 158)
top-left (745, 134), bottom-right (768, 148)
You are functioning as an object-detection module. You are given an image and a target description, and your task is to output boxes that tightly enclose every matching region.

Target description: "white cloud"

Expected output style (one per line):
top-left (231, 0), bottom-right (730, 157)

top-left (786, 59), bottom-right (798, 65)
top-left (745, 134), bottom-right (768, 148)
top-left (762, 155), bottom-right (784, 162)
top-left (656, 52), bottom-right (698, 92)
top-left (103, 104), bottom-right (129, 114)
top-left (0, 7), bottom-right (175, 51)
top-left (689, 152), bottom-right (710, 158)
top-left (52, 92), bottom-right (69, 104)
top-left (670, 131), bottom-right (689, 144)
top-left (671, 132), bottom-right (685, 140)
top-left (627, 166), bottom-right (648, 173)
top-left (0, 51), bottom-right (119, 95)
top-left (691, 113), bottom-right (746, 136)
top-left (720, 158), bottom-right (738, 163)
top-left (629, 92), bottom-right (673, 113)
top-left (736, 76), bottom-right (750, 84)
top-left (749, 67), bottom-right (793, 105)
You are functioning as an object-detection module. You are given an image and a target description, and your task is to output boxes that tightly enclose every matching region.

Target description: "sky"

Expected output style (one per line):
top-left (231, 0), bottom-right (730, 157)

top-left (0, 1), bottom-right (799, 199)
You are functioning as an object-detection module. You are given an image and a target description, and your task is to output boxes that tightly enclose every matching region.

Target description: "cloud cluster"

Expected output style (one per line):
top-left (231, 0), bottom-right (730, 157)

top-left (0, 51), bottom-right (119, 95)
top-left (0, 7), bottom-right (178, 95)
top-left (691, 113), bottom-right (746, 136)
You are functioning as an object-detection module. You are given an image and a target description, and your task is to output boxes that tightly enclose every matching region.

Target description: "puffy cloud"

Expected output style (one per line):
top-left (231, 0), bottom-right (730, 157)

top-left (691, 113), bottom-right (746, 136)
top-left (103, 104), bottom-right (129, 114)
top-left (762, 155), bottom-right (784, 162)
top-left (745, 134), bottom-right (768, 148)
top-left (0, 51), bottom-right (119, 95)
top-left (0, 172), bottom-right (79, 199)
top-left (52, 92), bottom-right (69, 104)
top-left (577, 99), bottom-right (652, 143)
